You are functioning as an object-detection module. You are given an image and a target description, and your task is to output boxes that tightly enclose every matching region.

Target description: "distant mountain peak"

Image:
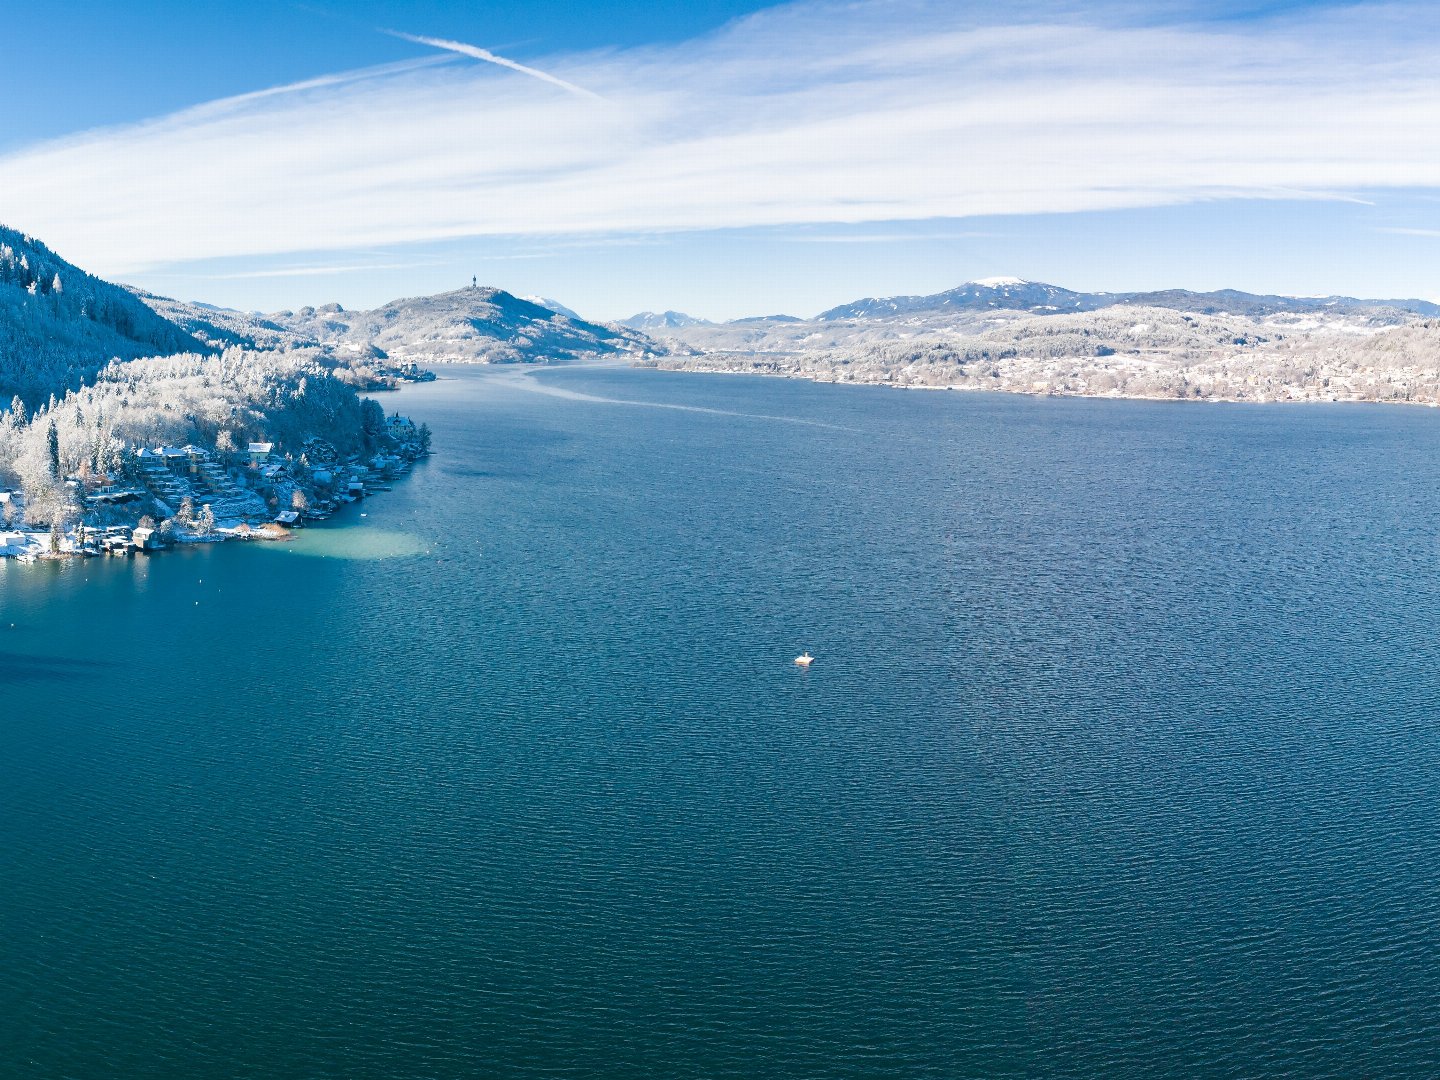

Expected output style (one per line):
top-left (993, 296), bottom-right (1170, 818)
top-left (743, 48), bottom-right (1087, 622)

top-left (520, 295), bottom-right (583, 321)
top-left (817, 279), bottom-right (1089, 321)
top-left (620, 310), bottom-right (712, 330)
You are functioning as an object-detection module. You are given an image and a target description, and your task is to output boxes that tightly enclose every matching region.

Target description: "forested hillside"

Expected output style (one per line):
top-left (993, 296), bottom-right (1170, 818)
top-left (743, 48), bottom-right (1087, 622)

top-left (0, 226), bottom-right (200, 404)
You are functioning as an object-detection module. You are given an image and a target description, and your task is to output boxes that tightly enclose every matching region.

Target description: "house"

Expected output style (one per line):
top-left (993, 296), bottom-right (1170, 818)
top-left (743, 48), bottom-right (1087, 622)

top-left (386, 414), bottom-right (417, 440)
top-left (0, 530), bottom-right (30, 556)
top-left (87, 489), bottom-right (142, 507)
top-left (248, 442), bottom-right (274, 466)
top-left (274, 510), bottom-right (300, 526)
top-left (132, 526), bottom-right (164, 551)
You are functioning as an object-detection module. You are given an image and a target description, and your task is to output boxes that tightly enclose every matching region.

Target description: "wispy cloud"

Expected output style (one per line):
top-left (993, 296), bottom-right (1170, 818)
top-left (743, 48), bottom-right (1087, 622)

top-left (778, 231), bottom-right (999, 243)
top-left (1380, 227), bottom-right (1440, 238)
top-left (383, 30), bottom-right (604, 100)
top-left (5, 0), bottom-right (1440, 276)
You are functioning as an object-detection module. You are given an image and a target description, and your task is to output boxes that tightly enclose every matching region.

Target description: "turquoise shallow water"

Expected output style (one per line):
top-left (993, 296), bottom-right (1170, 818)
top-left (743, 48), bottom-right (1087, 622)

top-left (5, 366), bottom-right (1440, 1077)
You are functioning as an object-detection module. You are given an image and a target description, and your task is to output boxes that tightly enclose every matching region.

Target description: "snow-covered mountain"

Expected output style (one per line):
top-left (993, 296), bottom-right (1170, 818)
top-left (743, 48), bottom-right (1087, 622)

top-left (819, 278), bottom-right (1097, 320)
top-left (129, 289), bottom-right (315, 351)
top-left (268, 287), bottom-right (651, 364)
top-left (620, 310), bottom-right (713, 330)
top-left (0, 225), bottom-right (202, 403)
top-left (521, 295), bottom-right (584, 321)
top-left (819, 277), bottom-right (1440, 321)
top-left (1115, 288), bottom-right (1440, 319)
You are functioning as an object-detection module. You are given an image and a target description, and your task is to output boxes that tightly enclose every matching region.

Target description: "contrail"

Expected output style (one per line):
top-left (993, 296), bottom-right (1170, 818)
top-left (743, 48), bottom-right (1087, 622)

top-left (386, 30), bottom-right (603, 100)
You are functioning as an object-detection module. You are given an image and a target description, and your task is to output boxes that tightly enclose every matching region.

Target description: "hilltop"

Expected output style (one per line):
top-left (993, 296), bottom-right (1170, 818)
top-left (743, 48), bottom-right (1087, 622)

top-left (267, 287), bottom-right (652, 365)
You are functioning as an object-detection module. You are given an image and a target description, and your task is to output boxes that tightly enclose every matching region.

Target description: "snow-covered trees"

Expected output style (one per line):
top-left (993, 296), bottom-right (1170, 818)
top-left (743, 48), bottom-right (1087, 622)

top-left (0, 347), bottom-right (387, 510)
top-left (0, 226), bottom-right (199, 405)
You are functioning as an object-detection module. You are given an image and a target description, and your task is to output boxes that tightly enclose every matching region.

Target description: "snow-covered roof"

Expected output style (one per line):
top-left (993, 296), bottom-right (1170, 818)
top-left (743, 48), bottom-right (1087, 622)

top-left (248, 442), bottom-right (274, 453)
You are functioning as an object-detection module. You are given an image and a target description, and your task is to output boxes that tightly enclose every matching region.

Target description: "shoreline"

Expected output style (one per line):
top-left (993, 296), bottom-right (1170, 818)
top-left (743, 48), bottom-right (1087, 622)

top-left (2, 438), bottom-right (429, 564)
top-left (643, 358), bottom-right (1440, 410)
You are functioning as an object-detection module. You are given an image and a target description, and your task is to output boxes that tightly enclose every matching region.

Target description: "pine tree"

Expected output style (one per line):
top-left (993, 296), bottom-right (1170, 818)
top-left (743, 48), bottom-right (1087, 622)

top-left (47, 420), bottom-right (59, 477)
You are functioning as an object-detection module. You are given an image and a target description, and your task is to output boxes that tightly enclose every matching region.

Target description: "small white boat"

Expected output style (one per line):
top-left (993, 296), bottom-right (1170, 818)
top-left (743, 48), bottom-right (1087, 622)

top-left (795, 652), bottom-right (814, 667)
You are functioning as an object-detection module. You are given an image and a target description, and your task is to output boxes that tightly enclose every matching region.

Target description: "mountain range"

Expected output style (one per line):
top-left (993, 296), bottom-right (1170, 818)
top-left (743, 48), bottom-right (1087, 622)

top-left (624, 276), bottom-right (1440, 330)
top-left (815, 277), bottom-right (1440, 321)
top-left (8, 218), bottom-right (1440, 412)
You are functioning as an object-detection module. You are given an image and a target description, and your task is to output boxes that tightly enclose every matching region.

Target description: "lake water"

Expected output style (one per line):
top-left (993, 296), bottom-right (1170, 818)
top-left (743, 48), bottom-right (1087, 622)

top-left (5, 365), bottom-right (1440, 1078)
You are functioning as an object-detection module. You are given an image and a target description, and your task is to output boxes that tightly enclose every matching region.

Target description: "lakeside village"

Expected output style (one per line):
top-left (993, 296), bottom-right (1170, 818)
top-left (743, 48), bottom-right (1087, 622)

top-left (0, 411), bottom-right (429, 562)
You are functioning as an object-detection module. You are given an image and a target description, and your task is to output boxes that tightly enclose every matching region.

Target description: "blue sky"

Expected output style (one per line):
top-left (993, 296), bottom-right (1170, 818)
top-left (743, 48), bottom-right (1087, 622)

top-left (6, 0), bottom-right (1440, 319)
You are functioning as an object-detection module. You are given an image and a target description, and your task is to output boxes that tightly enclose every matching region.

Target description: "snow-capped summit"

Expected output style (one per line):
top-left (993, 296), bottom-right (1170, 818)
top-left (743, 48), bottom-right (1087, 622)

top-left (521, 295), bottom-right (583, 321)
top-left (817, 279), bottom-right (1094, 320)
top-left (620, 310), bottom-right (713, 330)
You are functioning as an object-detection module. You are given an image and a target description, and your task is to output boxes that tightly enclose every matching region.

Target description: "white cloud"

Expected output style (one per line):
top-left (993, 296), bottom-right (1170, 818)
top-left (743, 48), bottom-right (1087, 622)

top-left (5, 0), bottom-right (1440, 276)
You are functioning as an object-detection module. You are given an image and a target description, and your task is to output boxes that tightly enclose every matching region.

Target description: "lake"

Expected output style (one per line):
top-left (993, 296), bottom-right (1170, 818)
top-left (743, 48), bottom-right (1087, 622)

top-left (5, 365), bottom-right (1440, 1077)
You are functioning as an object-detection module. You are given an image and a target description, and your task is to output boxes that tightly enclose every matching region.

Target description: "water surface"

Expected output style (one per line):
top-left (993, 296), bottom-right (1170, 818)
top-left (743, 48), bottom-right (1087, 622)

top-left (4, 366), bottom-right (1440, 1078)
